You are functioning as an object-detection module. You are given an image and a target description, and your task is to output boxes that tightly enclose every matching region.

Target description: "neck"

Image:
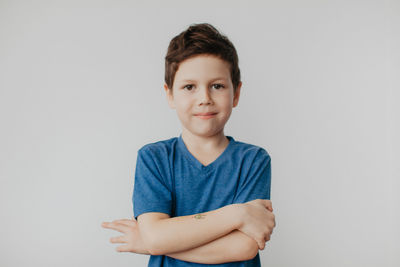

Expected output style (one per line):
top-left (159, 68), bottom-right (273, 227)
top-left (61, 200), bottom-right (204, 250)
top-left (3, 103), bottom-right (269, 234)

top-left (180, 129), bottom-right (229, 152)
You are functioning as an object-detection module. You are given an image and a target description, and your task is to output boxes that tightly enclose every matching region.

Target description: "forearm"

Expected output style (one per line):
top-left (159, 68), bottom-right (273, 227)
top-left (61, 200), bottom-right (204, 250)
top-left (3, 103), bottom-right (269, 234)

top-left (165, 230), bottom-right (259, 264)
top-left (141, 204), bottom-right (243, 255)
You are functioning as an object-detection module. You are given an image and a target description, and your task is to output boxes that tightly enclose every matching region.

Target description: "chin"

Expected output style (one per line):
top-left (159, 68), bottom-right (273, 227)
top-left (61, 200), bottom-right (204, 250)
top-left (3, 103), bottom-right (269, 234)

top-left (195, 128), bottom-right (224, 137)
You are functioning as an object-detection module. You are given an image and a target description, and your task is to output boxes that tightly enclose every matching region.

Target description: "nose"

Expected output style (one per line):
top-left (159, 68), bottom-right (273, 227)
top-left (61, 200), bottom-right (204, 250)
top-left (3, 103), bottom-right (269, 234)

top-left (198, 86), bottom-right (213, 105)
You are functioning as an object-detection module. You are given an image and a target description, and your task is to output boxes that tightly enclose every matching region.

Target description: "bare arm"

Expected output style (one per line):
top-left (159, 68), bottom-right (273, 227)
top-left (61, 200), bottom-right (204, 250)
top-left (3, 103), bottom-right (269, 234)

top-left (102, 199), bottom-right (274, 263)
top-left (138, 204), bottom-right (243, 255)
top-left (138, 199), bottom-right (274, 256)
top-left (165, 229), bottom-right (259, 264)
top-left (102, 217), bottom-right (259, 264)
top-left (164, 199), bottom-right (274, 264)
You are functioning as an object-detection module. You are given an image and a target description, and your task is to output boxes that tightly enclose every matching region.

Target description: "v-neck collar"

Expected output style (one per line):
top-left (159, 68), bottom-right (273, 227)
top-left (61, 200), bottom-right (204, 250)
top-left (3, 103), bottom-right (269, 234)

top-left (177, 133), bottom-right (235, 173)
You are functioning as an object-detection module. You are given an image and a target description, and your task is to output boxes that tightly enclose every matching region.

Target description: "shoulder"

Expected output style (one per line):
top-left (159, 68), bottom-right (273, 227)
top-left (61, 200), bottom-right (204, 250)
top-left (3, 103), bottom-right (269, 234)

top-left (135, 137), bottom-right (178, 180)
top-left (138, 136), bottom-right (178, 158)
top-left (230, 136), bottom-right (271, 161)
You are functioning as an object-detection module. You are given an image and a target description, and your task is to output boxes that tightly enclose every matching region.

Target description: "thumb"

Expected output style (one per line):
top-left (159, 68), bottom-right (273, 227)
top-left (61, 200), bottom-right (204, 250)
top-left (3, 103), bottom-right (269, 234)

top-left (264, 200), bottom-right (273, 211)
top-left (258, 240), bottom-right (265, 250)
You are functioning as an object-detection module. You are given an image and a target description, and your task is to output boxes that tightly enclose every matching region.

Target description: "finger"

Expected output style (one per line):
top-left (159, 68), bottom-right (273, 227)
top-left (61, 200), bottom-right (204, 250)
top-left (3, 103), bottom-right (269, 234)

top-left (117, 220), bottom-right (137, 227)
top-left (258, 241), bottom-right (265, 250)
top-left (113, 218), bottom-right (132, 222)
top-left (111, 218), bottom-right (131, 224)
top-left (116, 244), bottom-right (131, 252)
top-left (102, 222), bottom-right (130, 233)
top-left (256, 236), bottom-right (265, 250)
top-left (263, 200), bottom-right (273, 209)
top-left (110, 235), bottom-right (126, 244)
top-left (112, 219), bottom-right (135, 225)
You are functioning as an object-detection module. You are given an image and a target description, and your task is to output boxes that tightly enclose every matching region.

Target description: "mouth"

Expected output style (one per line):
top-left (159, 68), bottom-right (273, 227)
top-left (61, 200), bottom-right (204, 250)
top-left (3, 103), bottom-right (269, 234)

top-left (195, 112), bottom-right (217, 116)
top-left (194, 112), bottom-right (217, 119)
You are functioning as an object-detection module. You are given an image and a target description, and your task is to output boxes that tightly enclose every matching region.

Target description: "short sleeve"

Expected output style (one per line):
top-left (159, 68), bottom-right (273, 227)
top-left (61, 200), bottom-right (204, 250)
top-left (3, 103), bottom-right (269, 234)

top-left (132, 147), bottom-right (173, 220)
top-left (233, 149), bottom-right (271, 203)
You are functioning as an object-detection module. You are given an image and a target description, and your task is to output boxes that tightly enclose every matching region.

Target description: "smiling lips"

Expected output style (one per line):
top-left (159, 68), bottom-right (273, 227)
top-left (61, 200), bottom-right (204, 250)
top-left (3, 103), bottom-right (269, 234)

top-left (195, 112), bottom-right (217, 119)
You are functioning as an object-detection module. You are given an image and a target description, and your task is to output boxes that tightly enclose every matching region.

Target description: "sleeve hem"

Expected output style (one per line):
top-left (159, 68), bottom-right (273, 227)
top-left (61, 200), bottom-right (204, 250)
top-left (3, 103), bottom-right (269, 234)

top-left (134, 208), bottom-right (172, 221)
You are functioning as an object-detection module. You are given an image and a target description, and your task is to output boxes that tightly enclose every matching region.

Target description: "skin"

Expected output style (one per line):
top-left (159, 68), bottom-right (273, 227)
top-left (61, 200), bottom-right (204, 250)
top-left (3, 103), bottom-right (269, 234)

top-left (101, 54), bottom-right (275, 261)
top-left (164, 54), bottom-right (242, 165)
top-left (101, 201), bottom-right (274, 258)
top-left (102, 218), bottom-right (149, 254)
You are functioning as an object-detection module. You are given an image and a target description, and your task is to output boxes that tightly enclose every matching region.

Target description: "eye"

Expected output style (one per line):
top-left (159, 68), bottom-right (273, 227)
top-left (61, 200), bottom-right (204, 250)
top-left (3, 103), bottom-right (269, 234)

top-left (183, 84), bottom-right (194, 91)
top-left (212, 83), bottom-right (225, 90)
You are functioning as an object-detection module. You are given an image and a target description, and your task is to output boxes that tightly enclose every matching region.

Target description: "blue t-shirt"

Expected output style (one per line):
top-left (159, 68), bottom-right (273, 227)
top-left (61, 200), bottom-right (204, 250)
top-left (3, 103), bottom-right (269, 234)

top-left (133, 134), bottom-right (271, 267)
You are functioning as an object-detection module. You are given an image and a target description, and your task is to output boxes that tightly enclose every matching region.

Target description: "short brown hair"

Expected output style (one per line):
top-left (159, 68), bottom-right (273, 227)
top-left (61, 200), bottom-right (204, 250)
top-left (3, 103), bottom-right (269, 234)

top-left (165, 23), bottom-right (241, 93)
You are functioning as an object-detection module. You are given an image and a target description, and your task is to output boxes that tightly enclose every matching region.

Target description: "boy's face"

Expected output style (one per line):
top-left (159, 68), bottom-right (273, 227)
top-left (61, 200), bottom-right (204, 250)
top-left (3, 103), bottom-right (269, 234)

top-left (164, 54), bottom-right (241, 138)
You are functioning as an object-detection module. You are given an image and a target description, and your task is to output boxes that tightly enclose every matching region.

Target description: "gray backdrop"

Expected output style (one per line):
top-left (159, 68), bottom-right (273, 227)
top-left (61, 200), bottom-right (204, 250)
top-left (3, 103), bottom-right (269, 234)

top-left (1, 0), bottom-right (399, 266)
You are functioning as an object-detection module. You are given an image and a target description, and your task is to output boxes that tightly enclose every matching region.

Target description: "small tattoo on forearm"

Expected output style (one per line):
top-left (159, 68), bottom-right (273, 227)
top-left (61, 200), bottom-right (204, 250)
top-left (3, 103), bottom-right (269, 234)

top-left (193, 214), bottom-right (206, 219)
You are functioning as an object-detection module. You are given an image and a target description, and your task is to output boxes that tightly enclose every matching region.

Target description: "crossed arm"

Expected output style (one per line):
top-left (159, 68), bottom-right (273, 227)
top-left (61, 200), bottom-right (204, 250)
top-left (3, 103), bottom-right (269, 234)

top-left (102, 200), bottom-right (274, 264)
top-left (165, 229), bottom-right (258, 264)
top-left (139, 205), bottom-right (259, 264)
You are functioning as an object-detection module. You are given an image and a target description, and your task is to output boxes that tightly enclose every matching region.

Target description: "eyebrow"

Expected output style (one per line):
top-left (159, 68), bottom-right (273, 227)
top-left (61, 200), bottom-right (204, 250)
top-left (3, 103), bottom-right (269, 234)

top-left (180, 77), bottom-right (228, 83)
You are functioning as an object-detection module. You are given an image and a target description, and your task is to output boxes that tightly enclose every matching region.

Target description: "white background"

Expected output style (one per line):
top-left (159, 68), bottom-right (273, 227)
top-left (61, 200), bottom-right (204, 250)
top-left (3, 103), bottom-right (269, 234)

top-left (1, 0), bottom-right (399, 266)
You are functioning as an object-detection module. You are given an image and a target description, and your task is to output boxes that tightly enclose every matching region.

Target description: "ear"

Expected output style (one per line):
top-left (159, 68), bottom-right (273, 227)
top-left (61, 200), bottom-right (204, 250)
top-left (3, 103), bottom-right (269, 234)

top-left (164, 83), bottom-right (176, 109)
top-left (232, 81), bottom-right (242, 108)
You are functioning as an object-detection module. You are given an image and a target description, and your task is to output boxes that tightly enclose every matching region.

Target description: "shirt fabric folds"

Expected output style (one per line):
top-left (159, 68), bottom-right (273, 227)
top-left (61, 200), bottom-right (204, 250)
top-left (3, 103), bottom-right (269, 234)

top-left (133, 134), bottom-right (271, 267)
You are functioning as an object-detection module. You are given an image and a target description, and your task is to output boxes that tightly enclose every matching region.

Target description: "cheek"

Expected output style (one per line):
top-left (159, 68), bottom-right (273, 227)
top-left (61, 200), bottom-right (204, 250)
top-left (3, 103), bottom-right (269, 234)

top-left (219, 97), bottom-right (233, 110)
top-left (218, 90), bottom-right (234, 104)
top-left (178, 101), bottom-right (191, 112)
top-left (175, 98), bottom-right (193, 116)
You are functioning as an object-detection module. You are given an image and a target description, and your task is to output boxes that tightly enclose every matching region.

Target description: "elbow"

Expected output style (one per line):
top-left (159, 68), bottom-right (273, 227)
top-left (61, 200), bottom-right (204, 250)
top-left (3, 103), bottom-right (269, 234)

top-left (242, 238), bottom-right (259, 261)
top-left (144, 236), bottom-right (161, 255)
top-left (137, 212), bottom-right (171, 255)
top-left (148, 246), bottom-right (162, 256)
top-left (148, 242), bottom-right (169, 256)
top-left (144, 238), bottom-right (158, 255)
top-left (142, 231), bottom-right (171, 256)
top-left (148, 243), bottom-right (164, 256)
top-left (140, 228), bottom-right (162, 255)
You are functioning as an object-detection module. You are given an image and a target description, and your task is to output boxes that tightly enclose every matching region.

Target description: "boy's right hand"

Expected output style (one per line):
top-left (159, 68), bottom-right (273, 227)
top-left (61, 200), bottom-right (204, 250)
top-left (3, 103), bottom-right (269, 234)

top-left (237, 199), bottom-right (275, 250)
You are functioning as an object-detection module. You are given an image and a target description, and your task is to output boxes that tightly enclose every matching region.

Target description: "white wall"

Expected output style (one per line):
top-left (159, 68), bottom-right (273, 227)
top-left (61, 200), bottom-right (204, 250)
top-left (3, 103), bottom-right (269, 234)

top-left (0, 0), bottom-right (398, 266)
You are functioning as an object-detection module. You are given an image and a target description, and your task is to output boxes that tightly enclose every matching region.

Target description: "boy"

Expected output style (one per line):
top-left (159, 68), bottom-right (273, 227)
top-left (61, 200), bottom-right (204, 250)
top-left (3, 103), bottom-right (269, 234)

top-left (102, 23), bottom-right (276, 266)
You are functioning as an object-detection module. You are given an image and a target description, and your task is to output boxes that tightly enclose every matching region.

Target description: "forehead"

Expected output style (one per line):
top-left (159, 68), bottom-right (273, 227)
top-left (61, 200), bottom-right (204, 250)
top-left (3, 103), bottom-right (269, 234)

top-left (174, 55), bottom-right (231, 83)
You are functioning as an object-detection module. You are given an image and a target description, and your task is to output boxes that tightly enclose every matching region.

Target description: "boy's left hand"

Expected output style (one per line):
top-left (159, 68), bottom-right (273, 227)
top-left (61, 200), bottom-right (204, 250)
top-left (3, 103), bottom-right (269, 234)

top-left (102, 217), bottom-right (150, 255)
